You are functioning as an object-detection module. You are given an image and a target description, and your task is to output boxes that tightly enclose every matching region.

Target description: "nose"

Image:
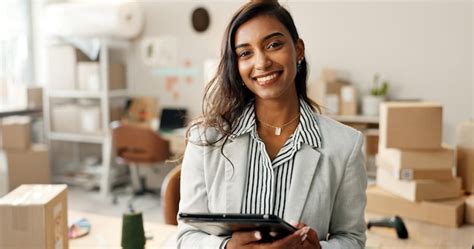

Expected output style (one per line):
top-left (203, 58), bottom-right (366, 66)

top-left (254, 51), bottom-right (271, 70)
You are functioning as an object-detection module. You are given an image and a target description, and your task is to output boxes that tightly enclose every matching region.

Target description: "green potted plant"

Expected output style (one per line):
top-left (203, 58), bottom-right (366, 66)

top-left (362, 73), bottom-right (389, 116)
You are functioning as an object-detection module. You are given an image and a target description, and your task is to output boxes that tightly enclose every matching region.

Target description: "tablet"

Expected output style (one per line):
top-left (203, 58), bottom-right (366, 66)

top-left (178, 213), bottom-right (296, 242)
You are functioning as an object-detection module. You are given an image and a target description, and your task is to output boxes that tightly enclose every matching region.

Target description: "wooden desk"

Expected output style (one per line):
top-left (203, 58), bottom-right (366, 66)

top-left (69, 211), bottom-right (178, 249)
top-left (69, 210), bottom-right (474, 249)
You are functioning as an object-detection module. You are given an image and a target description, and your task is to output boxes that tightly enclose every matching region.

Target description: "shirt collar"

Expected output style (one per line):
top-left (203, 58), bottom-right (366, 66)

top-left (295, 99), bottom-right (322, 148)
top-left (232, 104), bottom-right (256, 137)
top-left (232, 99), bottom-right (322, 148)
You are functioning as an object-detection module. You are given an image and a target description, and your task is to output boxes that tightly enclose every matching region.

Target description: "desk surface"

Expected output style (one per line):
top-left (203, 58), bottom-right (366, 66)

top-left (69, 211), bottom-right (177, 249)
top-left (69, 211), bottom-right (474, 249)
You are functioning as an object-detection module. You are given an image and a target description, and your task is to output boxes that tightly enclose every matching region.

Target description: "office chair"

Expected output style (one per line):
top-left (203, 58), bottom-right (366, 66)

top-left (161, 164), bottom-right (181, 225)
top-left (111, 122), bottom-right (171, 199)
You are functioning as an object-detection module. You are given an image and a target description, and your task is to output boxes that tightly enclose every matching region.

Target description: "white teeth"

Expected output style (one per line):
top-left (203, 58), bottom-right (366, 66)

top-left (256, 73), bottom-right (278, 82)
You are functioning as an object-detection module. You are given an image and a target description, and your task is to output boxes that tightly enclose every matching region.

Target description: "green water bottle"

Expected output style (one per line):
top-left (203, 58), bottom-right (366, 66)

top-left (121, 211), bottom-right (146, 249)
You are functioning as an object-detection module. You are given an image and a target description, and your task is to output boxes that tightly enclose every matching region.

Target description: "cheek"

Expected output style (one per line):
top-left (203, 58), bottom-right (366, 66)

top-left (238, 61), bottom-right (253, 80)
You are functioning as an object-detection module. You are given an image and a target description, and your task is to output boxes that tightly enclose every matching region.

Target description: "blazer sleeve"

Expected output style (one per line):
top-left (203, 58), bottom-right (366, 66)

top-left (320, 131), bottom-right (368, 249)
top-left (176, 128), bottom-right (228, 249)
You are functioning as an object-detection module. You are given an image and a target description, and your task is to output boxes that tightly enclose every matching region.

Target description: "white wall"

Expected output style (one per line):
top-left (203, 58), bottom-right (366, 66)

top-left (288, 1), bottom-right (472, 144)
top-left (34, 0), bottom-right (472, 144)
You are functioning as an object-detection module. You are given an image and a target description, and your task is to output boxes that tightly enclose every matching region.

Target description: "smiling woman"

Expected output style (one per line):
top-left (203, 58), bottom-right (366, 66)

top-left (178, 1), bottom-right (367, 249)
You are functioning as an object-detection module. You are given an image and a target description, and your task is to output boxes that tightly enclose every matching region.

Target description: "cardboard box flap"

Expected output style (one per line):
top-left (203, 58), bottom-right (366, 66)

top-left (377, 144), bottom-right (455, 170)
top-left (381, 102), bottom-right (442, 108)
top-left (2, 116), bottom-right (31, 126)
top-left (0, 185), bottom-right (67, 205)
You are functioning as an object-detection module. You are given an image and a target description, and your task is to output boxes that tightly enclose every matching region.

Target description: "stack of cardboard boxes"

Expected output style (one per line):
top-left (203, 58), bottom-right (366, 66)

top-left (367, 102), bottom-right (466, 227)
top-left (309, 68), bottom-right (358, 116)
top-left (0, 116), bottom-right (50, 196)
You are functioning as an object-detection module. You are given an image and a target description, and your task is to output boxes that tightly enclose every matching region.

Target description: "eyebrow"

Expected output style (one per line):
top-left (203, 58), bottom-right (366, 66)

top-left (235, 32), bottom-right (285, 50)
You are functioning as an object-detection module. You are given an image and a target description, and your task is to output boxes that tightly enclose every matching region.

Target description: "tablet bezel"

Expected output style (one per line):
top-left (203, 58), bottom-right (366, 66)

top-left (178, 213), bottom-right (297, 242)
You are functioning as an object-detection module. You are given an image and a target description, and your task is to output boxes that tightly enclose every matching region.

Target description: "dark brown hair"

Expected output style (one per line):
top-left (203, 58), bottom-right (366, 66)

top-left (187, 1), bottom-right (320, 144)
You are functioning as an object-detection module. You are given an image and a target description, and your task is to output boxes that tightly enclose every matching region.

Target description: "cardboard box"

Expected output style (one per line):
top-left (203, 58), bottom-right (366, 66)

top-left (376, 167), bottom-right (462, 201)
top-left (377, 162), bottom-right (453, 181)
top-left (124, 97), bottom-right (158, 124)
top-left (77, 62), bottom-right (126, 91)
top-left (51, 104), bottom-right (80, 133)
top-left (7, 85), bottom-right (43, 109)
top-left (324, 94), bottom-right (339, 115)
top-left (376, 145), bottom-right (455, 170)
top-left (466, 195), bottom-right (474, 224)
top-left (48, 45), bottom-right (91, 90)
top-left (340, 85), bottom-right (357, 115)
top-left (0, 184), bottom-right (68, 249)
top-left (79, 105), bottom-right (102, 134)
top-left (0, 116), bottom-right (31, 150)
top-left (110, 105), bottom-right (123, 122)
top-left (366, 186), bottom-right (465, 227)
top-left (1, 144), bottom-right (50, 191)
top-left (27, 87), bottom-right (43, 108)
top-left (364, 130), bottom-right (379, 156)
top-left (379, 102), bottom-right (442, 150)
top-left (326, 80), bottom-right (351, 95)
top-left (456, 121), bottom-right (474, 194)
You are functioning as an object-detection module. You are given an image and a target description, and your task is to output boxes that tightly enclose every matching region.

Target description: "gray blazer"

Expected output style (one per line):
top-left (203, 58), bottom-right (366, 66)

top-left (177, 114), bottom-right (367, 249)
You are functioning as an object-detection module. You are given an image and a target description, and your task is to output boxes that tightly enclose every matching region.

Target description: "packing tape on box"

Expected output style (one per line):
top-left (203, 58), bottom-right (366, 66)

top-left (44, 2), bottom-right (144, 39)
top-left (1, 185), bottom-right (53, 205)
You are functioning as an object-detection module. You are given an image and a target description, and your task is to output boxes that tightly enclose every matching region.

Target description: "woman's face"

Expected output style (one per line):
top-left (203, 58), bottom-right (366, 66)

top-left (234, 15), bottom-right (303, 102)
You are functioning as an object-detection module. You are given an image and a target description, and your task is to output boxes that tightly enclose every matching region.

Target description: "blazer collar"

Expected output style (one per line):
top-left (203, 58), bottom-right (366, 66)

top-left (284, 144), bottom-right (321, 222)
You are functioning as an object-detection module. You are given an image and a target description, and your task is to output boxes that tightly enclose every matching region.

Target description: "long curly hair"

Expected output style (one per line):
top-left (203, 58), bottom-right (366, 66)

top-left (188, 1), bottom-right (320, 145)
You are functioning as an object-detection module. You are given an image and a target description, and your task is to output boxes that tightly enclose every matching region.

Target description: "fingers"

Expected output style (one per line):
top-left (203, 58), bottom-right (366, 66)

top-left (268, 231), bottom-right (302, 248)
top-left (305, 227), bottom-right (319, 244)
top-left (231, 230), bottom-right (262, 245)
top-left (296, 226), bottom-right (311, 242)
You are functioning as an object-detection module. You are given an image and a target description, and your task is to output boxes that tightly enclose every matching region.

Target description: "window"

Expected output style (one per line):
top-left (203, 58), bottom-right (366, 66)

top-left (0, 0), bottom-right (34, 104)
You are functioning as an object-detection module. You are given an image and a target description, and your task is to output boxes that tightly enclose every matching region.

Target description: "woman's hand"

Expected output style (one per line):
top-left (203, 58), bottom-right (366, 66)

top-left (291, 223), bottom-right (321, 249)
top-left (225, 224), bottom-right (320, 249)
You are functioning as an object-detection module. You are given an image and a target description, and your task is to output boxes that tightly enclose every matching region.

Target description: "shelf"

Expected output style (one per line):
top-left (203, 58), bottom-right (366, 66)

top-left (328, 114), bottom-right (379, 124)
top-left (49, 132), bottom-right (105, 144)
top-left (47, 89), bottom-right (129, 98)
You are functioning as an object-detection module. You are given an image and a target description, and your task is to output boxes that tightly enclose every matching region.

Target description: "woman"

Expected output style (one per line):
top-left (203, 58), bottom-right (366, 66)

top-left (177, 1), bottom-right (367, 248)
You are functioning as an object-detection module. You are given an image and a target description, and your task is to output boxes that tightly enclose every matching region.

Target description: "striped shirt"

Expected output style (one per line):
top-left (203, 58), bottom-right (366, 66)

top-left (232, 99), bottom-right (322, 218)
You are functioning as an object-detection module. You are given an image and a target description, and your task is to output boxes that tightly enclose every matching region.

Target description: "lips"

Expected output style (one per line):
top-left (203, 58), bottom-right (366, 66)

top-left (253, 71), bottom-right (282, 86)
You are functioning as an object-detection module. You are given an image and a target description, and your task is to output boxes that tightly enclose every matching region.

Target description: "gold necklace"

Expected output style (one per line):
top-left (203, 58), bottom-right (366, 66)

top-left (257, 113), bottom-right (300, 136)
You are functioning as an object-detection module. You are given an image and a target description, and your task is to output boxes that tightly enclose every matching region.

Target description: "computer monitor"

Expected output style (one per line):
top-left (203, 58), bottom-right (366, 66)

top-left (159, 108), bottom-right (188, 132)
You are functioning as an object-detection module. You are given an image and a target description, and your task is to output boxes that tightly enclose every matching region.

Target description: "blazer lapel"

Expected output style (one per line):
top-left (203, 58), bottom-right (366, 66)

top-left (284, 145), bottom-right (321, 222)
top-left (223, 134), bottom-right (249, 213)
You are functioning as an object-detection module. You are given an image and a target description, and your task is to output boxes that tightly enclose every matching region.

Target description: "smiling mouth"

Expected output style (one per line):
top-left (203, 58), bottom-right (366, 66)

top-left (253, 71), bottom-right (281, 86)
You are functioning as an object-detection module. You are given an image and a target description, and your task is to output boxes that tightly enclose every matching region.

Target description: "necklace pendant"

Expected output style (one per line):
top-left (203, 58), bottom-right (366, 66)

top-left (275, 127), bottom-right (282, 136)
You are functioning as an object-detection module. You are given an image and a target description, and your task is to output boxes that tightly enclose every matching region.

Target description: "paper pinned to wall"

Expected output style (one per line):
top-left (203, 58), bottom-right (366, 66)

top-left (141, 36), bottom-right (178, 67)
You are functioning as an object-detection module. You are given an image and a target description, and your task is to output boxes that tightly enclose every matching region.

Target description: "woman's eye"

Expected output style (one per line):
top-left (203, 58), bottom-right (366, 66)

top-left (238, 50), bottom-right (251, 58)
top-left (267, 41), bottom-right (282, 49)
